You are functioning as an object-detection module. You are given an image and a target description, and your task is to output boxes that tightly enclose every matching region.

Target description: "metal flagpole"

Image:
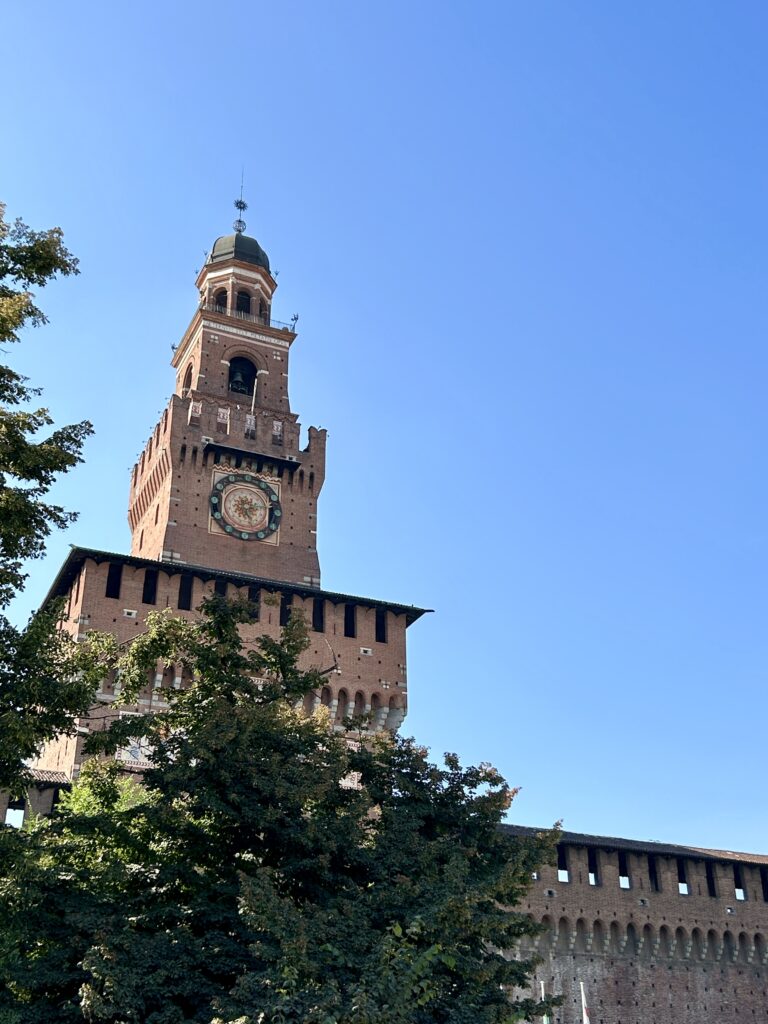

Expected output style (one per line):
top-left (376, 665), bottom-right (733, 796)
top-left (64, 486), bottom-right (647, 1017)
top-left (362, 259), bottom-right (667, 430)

top-left (580, 981), bottom-right (591, 1024)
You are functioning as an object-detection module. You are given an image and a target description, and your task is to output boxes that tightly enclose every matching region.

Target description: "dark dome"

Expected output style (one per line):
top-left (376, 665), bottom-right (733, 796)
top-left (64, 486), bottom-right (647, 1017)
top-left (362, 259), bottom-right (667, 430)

top-left (209, 232), bottom-right (270, 271)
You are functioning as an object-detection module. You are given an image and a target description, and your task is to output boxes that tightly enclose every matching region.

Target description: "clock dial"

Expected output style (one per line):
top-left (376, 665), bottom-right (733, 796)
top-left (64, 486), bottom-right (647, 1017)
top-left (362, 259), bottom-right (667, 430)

top-left (210, 473), bottom-right (282, 541)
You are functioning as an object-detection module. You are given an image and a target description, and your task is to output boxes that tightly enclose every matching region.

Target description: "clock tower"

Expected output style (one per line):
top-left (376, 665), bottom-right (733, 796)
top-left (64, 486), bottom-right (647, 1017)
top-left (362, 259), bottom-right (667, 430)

top-left (127, 218), bottom-right (325, 587)
top-left (27, 203), bottom-right (428, 792)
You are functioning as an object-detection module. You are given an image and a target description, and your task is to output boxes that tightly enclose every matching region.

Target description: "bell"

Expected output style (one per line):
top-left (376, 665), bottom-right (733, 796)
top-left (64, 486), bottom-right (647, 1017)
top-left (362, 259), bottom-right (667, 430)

top-left (229, 370), bottom-right (248, 394)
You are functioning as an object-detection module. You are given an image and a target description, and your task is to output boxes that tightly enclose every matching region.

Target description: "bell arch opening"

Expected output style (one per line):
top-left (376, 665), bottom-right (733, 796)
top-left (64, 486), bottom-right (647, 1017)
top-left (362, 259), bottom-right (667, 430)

top-left (228, 356), bottom-right (257, 396)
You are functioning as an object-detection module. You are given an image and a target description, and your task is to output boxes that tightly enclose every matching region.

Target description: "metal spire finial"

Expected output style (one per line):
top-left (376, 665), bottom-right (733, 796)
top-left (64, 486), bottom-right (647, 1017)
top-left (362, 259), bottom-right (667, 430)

top-left (233, 171), bottom-right (247, 234)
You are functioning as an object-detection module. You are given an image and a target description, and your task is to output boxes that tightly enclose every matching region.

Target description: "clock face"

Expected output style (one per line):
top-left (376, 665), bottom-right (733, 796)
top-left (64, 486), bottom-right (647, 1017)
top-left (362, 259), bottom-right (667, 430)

top-left (210, 473), bottom-right (282, 541)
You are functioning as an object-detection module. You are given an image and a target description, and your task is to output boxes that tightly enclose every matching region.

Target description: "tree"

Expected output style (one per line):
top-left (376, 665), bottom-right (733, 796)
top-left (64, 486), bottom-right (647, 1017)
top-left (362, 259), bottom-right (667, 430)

top-left (0, 202), bottom-right (92, 604)
top-left (0, 599), bottom-right (558, 1024)
top-left (0, 203), bottom-right (95, 794)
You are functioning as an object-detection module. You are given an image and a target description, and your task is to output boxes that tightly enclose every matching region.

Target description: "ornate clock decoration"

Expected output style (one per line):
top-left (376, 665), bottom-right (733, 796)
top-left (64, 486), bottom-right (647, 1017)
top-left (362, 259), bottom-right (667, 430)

top-left (209, 473), bottom-right (282, 541)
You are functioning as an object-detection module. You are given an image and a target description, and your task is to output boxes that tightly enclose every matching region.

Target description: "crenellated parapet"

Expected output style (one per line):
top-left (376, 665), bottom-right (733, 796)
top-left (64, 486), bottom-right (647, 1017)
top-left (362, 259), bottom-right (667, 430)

top-left (507, 825), bottom-right (768, 1024)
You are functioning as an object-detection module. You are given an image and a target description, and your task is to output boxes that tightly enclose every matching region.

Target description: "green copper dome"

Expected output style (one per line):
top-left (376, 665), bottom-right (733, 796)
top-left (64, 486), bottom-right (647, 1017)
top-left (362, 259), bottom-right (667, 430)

top-left (209, 232), bottom-right (270, 272)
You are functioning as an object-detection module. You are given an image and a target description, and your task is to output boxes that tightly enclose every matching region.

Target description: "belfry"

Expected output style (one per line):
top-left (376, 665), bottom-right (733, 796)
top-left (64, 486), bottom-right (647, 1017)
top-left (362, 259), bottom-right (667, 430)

top-left (30, 205), bottom-right (428, 784)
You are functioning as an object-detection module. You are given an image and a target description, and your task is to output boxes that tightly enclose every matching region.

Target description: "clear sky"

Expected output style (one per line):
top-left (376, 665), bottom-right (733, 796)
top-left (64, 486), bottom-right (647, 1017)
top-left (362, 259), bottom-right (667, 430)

top-left (3, 1), bottom-right (767, 853)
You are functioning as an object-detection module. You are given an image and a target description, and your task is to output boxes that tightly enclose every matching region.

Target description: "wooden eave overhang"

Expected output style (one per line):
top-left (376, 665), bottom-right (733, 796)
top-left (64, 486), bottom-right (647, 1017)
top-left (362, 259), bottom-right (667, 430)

top-left (504, 824), bottom-right (768, 868)
top-left (45, 546), bottom-right (432, 628)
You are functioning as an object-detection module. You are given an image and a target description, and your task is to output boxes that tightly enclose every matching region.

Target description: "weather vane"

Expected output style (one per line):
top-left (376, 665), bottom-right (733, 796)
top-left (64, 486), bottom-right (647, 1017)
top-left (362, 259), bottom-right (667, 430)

top-left (233, 171), bottom-right (247, 234)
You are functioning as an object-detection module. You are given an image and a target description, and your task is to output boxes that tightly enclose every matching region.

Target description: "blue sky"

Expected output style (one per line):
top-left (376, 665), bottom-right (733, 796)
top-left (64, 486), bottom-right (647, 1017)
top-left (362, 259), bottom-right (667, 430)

top-left (3, 1), bottom-right (767, 852)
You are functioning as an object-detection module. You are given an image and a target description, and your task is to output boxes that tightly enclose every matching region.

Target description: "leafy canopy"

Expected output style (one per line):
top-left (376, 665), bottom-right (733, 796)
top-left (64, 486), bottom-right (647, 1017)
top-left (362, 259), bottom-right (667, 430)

top-left (0, 203), bottom-right (95, 794)
top-left (0, 202), bottom-right (93, 605)
top-left (0, 599), bottom-right (558, 1024)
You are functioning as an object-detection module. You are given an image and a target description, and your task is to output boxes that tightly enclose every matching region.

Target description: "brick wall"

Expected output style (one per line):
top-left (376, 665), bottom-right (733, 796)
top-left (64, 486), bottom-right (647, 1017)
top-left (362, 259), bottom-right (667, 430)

top-left (38, 553), bottom-right (415, 781)
top-left (511, 832), bottom-right (768, 1023)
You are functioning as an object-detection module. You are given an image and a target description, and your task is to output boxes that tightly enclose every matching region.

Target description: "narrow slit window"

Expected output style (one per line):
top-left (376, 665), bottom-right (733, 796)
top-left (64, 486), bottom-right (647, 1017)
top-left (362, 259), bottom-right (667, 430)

top-left (588, 847), bottom-right (600, 886)
top-left (759, 866), bottom-right (768, 903)
top-left (706, 861), bottom-right (718, 899)
top-left (280, 593), bottom-right (292, 627)
top-left (648, 854), bottom-right (661, 892)
top-left (105, 563), bottom-right (123, 600)
top-left (344, 603), bottom-right (356, 638)
top-left (677, 857), bottom-right (689, 895)
top-left (247, 585), bottom-right (260, 622)
top-left (375, 607), bottom-right (387, 644)
top-left (734, 864), bottom-right (747, 901)
top-left (142, 569), bottom-right (158, 606)
top-left (618, 850), bottom-right (631, 889)
top-left (556, 844), bottom-right (569, 884)
top-left (312, 597), bottom-right (325, 633)
top-left (178, 573), bottom-right (193, 611)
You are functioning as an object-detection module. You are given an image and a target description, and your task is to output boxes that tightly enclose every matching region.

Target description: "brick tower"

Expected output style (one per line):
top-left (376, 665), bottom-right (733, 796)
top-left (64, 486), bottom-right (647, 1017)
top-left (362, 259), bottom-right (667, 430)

top-left (128, 222), bottom-right (324, 586)
top-left (27, 208), bottom-right (429, 786)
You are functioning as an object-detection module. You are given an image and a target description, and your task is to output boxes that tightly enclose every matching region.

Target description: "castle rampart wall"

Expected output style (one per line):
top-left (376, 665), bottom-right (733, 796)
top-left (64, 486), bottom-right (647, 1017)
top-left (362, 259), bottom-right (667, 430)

top-left (507, 827), bottom-right (768, 1023)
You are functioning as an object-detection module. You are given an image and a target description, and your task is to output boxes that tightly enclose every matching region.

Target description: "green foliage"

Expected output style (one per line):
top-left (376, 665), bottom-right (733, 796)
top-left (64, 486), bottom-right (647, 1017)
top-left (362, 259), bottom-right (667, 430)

top-left (0, 202), bottom-right (93, 605)
top-left (0, 599), bottom-right (557, 1023)
top-left (0, 203), bottom-right (95, 793)
top-left (0, 603), bottom-right (112, 795)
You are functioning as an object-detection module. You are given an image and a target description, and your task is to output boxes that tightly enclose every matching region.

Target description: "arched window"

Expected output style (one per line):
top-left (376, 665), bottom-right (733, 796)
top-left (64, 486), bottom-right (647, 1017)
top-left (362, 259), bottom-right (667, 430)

top-left (353, 691), bottom-right (365, 717)
top-left (625, 923), bottom-right (639, 956)
top-left (556, 917), bottom-right (571, 953)
top-left (182, 364), bottom-right (193, 394)
top-left (641, 923), bottom-right (655, 959)
top-left (538, 916), bottom-right (554, 953)
top-left (259, 297), bottom-right (269, 324)
top-left (228, 356), bottom-right (257, 396)
top-left (592, 919), bottom-right (606, 954)
top-left (335, 689), bottom-right (349, 722)
top-left (236, 290), bottom-right (251, 314)
top-left (320, 686), bottom-right (332, 707)
top-left (214, 288), bottom-right (227, 311)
